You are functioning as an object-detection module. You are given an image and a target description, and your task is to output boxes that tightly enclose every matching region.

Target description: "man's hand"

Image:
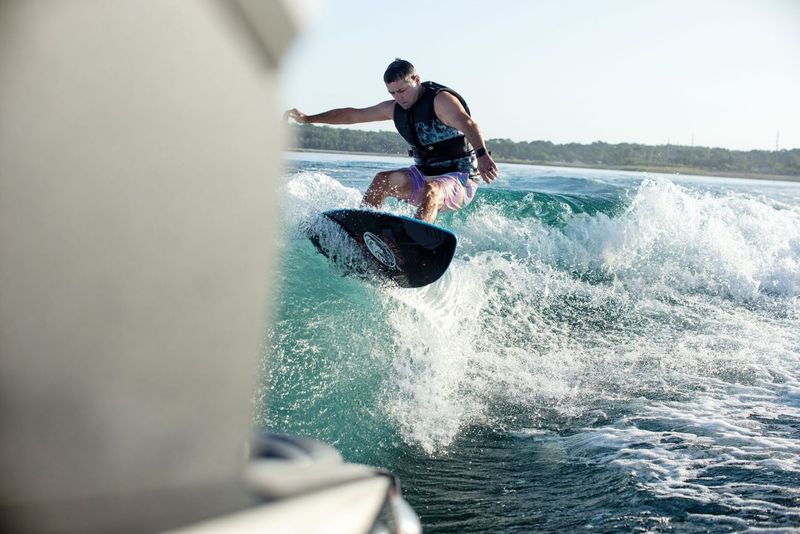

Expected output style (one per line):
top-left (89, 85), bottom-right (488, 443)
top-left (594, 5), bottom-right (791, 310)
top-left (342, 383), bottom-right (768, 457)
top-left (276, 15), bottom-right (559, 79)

top-left (477, 153), bottom-right (499, 184)
top-left (284, 108), bottom-right (309, 123)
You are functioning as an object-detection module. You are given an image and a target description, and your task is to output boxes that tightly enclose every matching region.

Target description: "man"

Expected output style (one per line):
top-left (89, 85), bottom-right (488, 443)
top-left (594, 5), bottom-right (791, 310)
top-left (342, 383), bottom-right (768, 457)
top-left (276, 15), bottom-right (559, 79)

top-left (285, 59), bottom-right (498, 223)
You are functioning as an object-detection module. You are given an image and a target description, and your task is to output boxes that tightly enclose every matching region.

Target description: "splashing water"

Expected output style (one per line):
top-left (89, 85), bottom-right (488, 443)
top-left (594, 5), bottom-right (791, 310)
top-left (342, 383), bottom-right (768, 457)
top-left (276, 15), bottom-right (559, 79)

top-left (264, 153), bottom-right (800, 531)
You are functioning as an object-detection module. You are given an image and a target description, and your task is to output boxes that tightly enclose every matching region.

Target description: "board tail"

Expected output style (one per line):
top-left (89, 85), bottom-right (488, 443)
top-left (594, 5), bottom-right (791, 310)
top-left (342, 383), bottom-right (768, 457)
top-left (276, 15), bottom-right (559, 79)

top-left (307, 212), bottom-right (376, 281)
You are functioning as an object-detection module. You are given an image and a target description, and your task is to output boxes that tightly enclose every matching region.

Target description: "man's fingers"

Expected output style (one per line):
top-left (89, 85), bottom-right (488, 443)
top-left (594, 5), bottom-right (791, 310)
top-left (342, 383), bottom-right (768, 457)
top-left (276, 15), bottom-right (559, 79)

top-left (480, 166), bottom-right (498, 184)
top-left (284, 108), bottom-right (304, 123)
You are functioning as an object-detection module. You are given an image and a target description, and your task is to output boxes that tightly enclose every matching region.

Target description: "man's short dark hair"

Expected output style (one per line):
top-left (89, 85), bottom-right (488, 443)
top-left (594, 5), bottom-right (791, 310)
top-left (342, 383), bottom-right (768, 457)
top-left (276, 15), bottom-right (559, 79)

top-left (383, 58), bottom-right (416, 84)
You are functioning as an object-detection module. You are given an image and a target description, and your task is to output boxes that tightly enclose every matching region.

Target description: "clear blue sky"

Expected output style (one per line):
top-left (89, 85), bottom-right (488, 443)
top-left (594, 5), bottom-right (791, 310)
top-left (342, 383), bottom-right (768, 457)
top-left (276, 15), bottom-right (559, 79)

top-left (282, 0), bottom-right (800, 151)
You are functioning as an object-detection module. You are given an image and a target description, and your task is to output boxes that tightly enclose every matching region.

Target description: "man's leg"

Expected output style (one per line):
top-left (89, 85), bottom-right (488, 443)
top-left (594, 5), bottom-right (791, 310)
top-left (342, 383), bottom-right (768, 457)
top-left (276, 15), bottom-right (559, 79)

top-left (415, 181), bottom-right (445, 223)
top-left (362, 169), bottom-right (413, 208)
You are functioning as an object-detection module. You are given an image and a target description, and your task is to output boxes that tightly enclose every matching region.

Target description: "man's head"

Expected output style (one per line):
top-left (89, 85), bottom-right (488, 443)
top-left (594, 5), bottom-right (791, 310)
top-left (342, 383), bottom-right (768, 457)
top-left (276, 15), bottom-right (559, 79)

top-left (384, 58), bottom-right (422, 110)
top-left (383, 58), bottom-right (416, 84)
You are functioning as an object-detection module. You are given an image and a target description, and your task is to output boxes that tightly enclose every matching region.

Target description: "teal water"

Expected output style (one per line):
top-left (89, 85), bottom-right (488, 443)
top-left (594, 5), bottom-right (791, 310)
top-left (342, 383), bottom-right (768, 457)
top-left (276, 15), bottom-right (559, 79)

top-left (259, 152), bottom-right (800, 532)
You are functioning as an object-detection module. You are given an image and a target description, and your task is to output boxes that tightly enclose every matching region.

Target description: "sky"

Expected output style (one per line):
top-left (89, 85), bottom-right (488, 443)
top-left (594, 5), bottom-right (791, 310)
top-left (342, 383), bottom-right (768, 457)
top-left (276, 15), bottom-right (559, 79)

top-left (282, 0), bottom-right (800, 151)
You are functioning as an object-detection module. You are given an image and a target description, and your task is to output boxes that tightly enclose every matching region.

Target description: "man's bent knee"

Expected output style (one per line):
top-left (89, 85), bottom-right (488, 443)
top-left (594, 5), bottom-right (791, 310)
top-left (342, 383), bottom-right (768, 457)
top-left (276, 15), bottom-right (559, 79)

top-left (368, 171), bottom-right (394, 194)
top-left (389, 170), bottom-right (413, 188)
top-left (364, 169), bottom-right (412, 207)
top-left (422, 182), bottom-right (444, 206)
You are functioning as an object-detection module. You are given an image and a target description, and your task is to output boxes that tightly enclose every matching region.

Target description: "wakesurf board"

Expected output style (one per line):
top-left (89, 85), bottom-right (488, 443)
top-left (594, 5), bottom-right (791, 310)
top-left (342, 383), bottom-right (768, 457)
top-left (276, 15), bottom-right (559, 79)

top-left (307, 209), bottom-right (457, 288)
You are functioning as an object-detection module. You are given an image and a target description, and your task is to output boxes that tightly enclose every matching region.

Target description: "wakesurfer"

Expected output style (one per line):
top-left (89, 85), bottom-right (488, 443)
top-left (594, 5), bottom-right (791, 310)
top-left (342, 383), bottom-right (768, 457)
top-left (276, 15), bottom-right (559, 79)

top-left (285, 58), bottom-right (498, 223)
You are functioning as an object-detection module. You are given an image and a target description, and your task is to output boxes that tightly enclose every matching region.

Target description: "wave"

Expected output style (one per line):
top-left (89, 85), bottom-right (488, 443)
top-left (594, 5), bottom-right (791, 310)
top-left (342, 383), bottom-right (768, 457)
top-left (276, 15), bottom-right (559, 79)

top-left (275, 171), bottom-right (800, 455)
top-left (452, 178), bottom-right (800, 301)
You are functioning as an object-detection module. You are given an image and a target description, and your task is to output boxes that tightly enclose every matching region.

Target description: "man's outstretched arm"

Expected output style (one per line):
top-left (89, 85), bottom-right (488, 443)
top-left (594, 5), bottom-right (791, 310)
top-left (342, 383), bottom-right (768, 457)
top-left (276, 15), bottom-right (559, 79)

top-left (284, 100), bottom-right (395, 125)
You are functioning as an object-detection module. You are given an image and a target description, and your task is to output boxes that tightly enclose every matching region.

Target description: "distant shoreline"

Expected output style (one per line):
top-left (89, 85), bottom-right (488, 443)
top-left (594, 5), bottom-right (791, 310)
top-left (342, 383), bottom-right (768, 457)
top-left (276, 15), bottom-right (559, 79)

top-left (286, 148), bottom-right (800, 183)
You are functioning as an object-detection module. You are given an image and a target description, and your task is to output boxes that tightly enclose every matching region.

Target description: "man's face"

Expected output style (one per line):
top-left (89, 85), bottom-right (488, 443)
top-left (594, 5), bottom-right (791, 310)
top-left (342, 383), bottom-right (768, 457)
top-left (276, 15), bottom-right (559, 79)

top-left (386, 75), bottom-right (421, 109)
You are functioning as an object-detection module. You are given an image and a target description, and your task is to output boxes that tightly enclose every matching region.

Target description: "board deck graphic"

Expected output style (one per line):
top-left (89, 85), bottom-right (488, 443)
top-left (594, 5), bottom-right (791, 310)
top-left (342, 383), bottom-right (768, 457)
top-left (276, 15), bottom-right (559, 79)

top-left (308, 209), bottom-right (457, 288)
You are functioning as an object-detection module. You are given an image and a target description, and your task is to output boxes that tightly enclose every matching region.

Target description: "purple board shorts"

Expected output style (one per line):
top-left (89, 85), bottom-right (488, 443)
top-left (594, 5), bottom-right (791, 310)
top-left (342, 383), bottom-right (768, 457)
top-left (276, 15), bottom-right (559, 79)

top-left (407, 166), bottom-right (479, 212)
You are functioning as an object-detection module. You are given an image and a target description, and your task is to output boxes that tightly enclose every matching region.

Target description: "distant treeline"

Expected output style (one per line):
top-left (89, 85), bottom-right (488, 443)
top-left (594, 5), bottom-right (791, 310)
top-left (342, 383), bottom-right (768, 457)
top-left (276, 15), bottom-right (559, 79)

top-left (289, 124), bottom-right (800, 178)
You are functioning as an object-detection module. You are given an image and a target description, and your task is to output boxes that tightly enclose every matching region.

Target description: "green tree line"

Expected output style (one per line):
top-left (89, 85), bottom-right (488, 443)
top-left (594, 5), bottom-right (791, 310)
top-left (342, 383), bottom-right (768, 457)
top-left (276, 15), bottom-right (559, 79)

top-left (289, 124), bottom-right (800, 178)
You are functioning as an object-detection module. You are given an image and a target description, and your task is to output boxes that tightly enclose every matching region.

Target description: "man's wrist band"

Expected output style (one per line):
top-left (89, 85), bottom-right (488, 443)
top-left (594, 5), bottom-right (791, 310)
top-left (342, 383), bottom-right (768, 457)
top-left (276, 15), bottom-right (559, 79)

top-left (476, 147), bottom-right (490, 158)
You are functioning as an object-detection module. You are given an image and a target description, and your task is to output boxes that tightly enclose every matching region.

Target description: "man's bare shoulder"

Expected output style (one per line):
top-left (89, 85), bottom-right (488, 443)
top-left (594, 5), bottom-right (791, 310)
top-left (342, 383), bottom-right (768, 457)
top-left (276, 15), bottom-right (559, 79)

top-left (374, 99), bottom-right (396, 117)
top-left (432, 90), bottom-right (463, 110)
top-left (432, 91), bottom-right (469, 125)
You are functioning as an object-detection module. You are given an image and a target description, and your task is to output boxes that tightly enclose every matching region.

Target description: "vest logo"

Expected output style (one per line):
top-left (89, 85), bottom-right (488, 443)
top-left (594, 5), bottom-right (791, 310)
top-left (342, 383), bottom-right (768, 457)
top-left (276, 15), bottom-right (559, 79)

top-left (363, 232), bottom-right (398, 270)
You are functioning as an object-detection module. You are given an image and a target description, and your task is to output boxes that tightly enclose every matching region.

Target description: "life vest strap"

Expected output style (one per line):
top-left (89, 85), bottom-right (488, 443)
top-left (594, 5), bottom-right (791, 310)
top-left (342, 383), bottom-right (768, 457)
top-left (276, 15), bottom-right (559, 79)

top-left (408, 136), bottom-right (471, 164)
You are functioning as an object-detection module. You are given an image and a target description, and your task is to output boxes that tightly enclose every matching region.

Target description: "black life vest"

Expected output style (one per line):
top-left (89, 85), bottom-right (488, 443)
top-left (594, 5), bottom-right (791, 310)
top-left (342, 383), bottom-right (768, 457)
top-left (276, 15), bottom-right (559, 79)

top-left (393, 81), bottom-right (476, 176)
